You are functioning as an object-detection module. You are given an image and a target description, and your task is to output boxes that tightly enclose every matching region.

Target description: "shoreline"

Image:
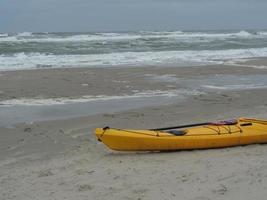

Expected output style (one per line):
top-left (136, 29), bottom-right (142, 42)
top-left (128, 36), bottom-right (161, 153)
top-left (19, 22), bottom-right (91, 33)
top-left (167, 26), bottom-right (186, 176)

top-left (1, 59), bottom-right (267, 127)
top-left (1, 57), bottom-right (267, 102)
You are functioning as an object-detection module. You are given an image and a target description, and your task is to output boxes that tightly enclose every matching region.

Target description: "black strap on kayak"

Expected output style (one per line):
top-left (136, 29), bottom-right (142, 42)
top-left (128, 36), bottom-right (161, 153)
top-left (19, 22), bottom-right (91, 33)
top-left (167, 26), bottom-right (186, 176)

top-left (150, 119), bottom-right (238, 131)
top-left (150, 122), bottom-right (210, 131)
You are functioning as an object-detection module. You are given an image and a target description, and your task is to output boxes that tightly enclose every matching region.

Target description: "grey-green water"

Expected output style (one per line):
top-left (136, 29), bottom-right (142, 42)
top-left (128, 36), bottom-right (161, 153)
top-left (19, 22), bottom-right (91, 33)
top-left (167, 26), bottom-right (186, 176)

top-left (1, 30), bottom-right (267, 70)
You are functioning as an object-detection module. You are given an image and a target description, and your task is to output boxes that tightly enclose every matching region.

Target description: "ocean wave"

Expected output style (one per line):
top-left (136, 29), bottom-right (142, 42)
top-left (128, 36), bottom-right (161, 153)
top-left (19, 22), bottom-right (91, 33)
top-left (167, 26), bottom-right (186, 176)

top-left (0, 30), bottom-right (264, 43)
top-left (257, 31), bottom-right (267, 36)
top-left (0, 47), bottom-right (267, 70)
top-left (159, 30), bottom-right (254, 39)
top-left (0, 33), bottom-right (140, 43)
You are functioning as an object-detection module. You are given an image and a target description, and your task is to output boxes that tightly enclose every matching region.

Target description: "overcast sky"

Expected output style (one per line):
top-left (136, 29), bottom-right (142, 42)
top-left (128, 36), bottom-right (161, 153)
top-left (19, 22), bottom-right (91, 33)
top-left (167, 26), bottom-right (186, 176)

top-left (1, 0), bottom-right (267, 32)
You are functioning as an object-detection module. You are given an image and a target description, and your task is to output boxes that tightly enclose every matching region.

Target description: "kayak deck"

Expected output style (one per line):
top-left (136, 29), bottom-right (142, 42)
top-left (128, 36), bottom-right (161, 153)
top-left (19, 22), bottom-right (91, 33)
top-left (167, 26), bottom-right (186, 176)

top-left (95, 118), bottom-right (267, 151)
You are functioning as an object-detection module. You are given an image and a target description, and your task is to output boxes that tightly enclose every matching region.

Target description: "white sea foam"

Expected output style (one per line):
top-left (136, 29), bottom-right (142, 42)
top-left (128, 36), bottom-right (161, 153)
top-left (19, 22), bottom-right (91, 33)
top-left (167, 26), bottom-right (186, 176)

top-left (0, 33), bottom-right (141, 43)
top-left (225, 59), bottom-right (267, 69)
top-left (16, 32), bottom-right (33, 37)
top-left (1, 47), bottom-right (267, 71)
top-left (165, 30), bottom-right (253, 39)
top-left (246, 65), bottom-right (267, 69)
top-left (257, 31), bottom-right (267, 36)
top-left (0, 89), bottom-right (203, 106)
top-left (145, 74), bottom-right (179, 83)
top-left (0, 33), bottom-right (8, 37)
top-left (235, 64), bottom-right (267, 69)
top-left (0, 30), bottom-right (263, 43)
top-left (202, 84), bottom-right (267, 90)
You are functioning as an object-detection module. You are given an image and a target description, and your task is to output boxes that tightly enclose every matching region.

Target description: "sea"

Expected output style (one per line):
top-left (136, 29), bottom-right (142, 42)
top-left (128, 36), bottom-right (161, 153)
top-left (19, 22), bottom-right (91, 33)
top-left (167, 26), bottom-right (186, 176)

top-left (1, 30), bottom-right (267, 70)
top-left (1, 30), bottom-right (267, 126)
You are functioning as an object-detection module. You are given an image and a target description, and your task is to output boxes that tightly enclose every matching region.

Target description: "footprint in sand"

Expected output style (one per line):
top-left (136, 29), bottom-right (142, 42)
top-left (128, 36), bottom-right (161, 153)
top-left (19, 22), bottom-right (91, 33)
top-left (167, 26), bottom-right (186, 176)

top-left (38, 169), bottom-right (54, 177)
top-left (212, 184), bottom-right (228, 195)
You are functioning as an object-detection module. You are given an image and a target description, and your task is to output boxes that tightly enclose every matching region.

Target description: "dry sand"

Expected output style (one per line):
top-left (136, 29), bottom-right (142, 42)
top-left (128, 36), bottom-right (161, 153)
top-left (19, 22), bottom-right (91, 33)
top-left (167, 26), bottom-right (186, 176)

top-left (1, 60), bottom-right (267, 200)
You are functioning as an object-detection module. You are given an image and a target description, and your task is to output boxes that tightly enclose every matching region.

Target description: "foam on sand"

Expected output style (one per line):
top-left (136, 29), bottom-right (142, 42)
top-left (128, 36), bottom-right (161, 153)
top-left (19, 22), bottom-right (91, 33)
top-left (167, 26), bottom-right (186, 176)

top-left (202, 84), bottom-right (267, 90)
top-left (144, 74), bottom-right (179, 83)
top-left (0, 89), bottom-right (203, 106)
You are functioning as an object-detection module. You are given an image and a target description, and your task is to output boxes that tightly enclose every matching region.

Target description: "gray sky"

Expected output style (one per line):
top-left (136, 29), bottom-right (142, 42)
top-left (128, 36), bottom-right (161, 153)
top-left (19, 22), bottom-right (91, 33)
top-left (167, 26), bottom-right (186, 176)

top-left (1, 0), bottom-right (267, 32)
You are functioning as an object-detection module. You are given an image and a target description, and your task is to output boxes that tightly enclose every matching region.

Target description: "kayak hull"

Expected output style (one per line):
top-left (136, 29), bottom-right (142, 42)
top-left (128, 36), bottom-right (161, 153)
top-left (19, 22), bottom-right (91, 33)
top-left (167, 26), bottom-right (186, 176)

top-left (95, 118), bottom-right (267, 151)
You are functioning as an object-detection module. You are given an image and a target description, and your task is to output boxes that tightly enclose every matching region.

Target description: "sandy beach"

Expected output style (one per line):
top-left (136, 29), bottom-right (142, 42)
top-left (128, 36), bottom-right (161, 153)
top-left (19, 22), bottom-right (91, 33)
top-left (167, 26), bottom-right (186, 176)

top-left (1, 59), bottom-right (267, 200)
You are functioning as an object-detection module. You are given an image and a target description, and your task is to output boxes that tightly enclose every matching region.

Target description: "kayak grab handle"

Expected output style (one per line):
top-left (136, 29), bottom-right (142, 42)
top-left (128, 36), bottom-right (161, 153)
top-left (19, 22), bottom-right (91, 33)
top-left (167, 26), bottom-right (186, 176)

top-left (240, 123), bottom-right (252, 126)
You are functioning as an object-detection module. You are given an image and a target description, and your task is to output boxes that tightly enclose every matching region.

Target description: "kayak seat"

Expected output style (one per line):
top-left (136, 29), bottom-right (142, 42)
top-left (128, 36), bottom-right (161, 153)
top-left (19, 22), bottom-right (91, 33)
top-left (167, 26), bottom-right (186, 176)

top-left (167, 130), bottom-right (187, 136)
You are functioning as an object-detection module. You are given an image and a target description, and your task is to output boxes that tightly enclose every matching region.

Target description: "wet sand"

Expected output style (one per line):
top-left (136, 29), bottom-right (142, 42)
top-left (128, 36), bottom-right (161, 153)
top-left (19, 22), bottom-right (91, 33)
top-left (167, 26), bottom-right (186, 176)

top-left (1, 58), bottom-right (267, 101)
top-left (1, 59), bottom-right (267, 200)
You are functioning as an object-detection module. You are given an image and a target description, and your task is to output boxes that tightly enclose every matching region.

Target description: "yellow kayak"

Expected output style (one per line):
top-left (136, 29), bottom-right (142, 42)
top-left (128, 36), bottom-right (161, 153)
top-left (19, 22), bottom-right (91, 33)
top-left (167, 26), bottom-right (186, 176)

top-left (95, 118), bottom-right (267, 151)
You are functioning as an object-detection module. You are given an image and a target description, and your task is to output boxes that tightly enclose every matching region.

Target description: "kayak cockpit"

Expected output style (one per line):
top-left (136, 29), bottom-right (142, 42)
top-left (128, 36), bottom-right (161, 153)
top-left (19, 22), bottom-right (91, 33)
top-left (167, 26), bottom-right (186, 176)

top-left (166, 129), bottom-right (187, 136)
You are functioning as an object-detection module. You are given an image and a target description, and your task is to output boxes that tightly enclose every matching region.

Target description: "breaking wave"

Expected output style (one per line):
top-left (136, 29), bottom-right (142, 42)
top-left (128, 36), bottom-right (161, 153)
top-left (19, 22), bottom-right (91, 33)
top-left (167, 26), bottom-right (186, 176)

top-left (1, 47), bottom-right (267, 70)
